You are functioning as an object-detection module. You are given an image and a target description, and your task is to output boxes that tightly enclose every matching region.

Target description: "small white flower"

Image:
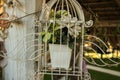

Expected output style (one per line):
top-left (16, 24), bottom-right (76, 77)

top-left (57, 16), bottom-right (81, 38)
top-left (84, 20), bottom-right (93, 27)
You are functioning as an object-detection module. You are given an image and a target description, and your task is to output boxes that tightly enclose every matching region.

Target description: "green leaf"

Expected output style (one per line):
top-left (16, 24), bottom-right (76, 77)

top-left (54, 25), bottom-right (59, 31)
top-left (62, 11), bottom-right (68, 16)
top-left (56, 10), bottom-right (68, 16)
top-left (52, 36), bottom-right (56, 43)
top-left (43, 33), bottom-right (52, 42)
top-left (40, 31), bottom-right (46, 36)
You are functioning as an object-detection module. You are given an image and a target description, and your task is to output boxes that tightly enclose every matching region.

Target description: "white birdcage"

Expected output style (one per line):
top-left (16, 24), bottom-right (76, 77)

top-left (37, 0), bottom-right (91, 80)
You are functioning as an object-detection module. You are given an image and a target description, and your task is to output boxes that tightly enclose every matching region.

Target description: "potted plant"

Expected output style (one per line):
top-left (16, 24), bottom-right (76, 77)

top-left (40, 10), bottom-right (92, 69)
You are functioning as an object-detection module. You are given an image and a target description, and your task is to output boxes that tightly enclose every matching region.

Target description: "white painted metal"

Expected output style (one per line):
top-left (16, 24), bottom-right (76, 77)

top-left (37, 0), bottom-right (90, 80)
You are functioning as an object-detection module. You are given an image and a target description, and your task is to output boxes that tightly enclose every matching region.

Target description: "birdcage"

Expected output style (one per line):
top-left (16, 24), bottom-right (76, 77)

top-left (36, 0), bottom-right (90, 80)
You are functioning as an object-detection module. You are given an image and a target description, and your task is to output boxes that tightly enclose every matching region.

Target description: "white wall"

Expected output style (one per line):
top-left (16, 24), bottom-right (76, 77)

top-left (4, 0), bottom-right (37, 80)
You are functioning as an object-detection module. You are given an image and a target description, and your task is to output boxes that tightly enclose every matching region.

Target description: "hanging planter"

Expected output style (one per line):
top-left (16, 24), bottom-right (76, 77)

top-left (49, 44), bottom-right (72, 69)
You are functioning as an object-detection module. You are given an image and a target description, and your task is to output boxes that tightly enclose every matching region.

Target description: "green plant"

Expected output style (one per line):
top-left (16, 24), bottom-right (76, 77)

top-left (40, 10), bottom-right (82, 49)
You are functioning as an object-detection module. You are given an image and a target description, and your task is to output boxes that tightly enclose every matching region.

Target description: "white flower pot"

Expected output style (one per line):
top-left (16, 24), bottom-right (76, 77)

top-left (49, 44), bottom-right (72, 69)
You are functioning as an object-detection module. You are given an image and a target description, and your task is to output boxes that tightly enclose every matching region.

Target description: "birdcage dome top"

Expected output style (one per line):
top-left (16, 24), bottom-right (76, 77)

top-left (40, 0), bottom-right (85, 23)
